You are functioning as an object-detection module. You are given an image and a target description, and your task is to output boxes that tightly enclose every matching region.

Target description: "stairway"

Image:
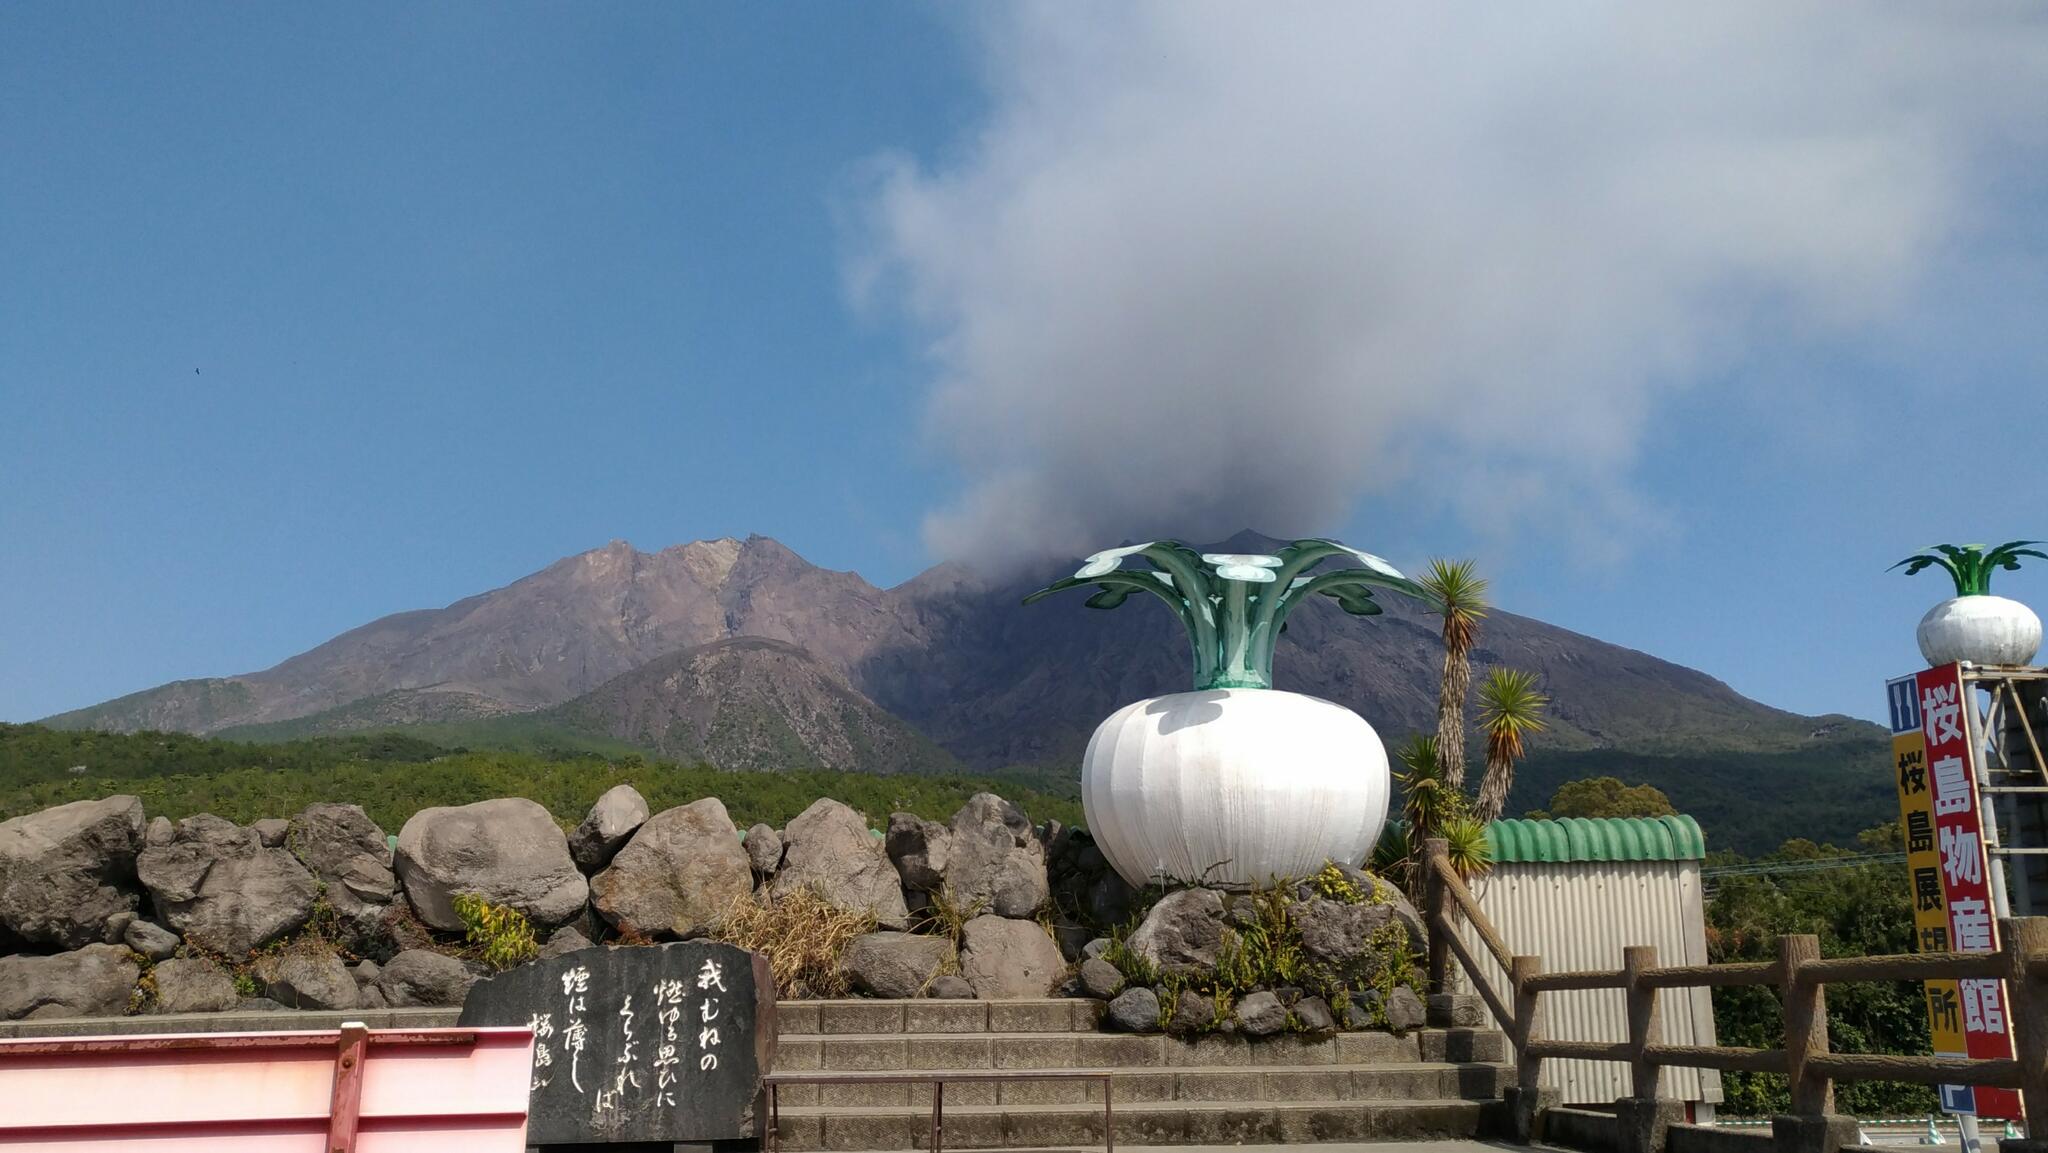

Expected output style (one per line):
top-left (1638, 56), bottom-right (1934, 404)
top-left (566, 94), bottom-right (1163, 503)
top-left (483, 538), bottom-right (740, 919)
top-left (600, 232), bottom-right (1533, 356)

top-left (767, 999), bottom-right (1511, 1150)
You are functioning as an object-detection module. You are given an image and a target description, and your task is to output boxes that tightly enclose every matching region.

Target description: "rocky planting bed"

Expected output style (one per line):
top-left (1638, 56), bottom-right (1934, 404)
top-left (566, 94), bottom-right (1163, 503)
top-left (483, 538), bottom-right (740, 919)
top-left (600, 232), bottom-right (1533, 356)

top-left (0, 787), bottom-right (1427, 1038)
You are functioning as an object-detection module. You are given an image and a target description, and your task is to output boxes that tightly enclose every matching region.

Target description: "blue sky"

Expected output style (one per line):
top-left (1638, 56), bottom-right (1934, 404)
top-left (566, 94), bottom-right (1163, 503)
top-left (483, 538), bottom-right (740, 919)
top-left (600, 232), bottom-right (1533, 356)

top-left (5, 5), bottom-right (2047, 726)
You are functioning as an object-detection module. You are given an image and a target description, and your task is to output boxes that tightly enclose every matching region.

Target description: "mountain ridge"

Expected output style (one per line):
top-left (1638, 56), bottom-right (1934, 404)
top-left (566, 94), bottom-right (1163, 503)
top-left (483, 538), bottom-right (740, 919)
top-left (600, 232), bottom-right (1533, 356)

top-left (46, 533), bottom-right (1882, 770)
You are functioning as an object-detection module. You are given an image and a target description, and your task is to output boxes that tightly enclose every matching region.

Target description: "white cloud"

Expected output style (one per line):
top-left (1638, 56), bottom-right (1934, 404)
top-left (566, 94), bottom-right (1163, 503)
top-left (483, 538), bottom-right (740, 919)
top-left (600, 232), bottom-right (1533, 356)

top-left (849, 3), bottom-right (2048, 566)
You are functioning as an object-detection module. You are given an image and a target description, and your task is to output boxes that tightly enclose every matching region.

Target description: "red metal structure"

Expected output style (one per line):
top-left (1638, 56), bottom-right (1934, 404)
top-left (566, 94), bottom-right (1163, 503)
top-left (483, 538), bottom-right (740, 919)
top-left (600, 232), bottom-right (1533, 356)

top-left (0, 1024), bottom-right (534, 1151)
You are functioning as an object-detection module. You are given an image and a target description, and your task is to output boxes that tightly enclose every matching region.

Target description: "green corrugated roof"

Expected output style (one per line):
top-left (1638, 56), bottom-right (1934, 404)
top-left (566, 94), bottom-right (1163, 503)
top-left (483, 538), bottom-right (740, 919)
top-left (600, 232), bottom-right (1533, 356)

top-left (1485, 815), bottom-right (1706, 863)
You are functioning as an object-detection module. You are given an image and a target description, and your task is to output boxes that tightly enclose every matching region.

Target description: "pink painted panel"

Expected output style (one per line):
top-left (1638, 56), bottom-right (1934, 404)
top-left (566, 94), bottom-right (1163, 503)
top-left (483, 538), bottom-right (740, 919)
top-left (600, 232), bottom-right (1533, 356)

top-left (0, 1026), bottom-right (533, 1151)
top-left (359, 1031), bottom-right (535, 1119)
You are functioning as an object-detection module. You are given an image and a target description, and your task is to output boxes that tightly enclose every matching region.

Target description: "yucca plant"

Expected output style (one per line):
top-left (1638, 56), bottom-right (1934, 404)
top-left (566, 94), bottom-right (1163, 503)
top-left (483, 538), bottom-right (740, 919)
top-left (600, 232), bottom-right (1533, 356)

top-left (1472, 668), bottom-right (1549, 824)
top-left (1416, 560), bottom-right (1488, 791)
top-left (1394, 733), bottom-right (1460, 840)
top-left (1369, 821), bottom-right (1413, 879)
top-left (1392, 733), bottom-right (1476, 898)
top-left (1439, 814), bottom-right (1494, 880)
top-left (1890, 541), bottom-right (2045, 596)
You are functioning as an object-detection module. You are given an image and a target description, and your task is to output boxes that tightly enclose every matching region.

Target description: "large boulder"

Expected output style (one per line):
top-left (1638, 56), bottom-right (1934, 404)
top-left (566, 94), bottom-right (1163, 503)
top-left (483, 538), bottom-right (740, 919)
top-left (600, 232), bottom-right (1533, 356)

top-left (591, 798), bottom-right (753, 937)
top-left (840, 931), bottom-right (952, 999)
top-left (569, 784), bottom-right (650, 873)
top-left (1167, 991), bottom-right (1215, 1034)
top-left (927, 975), bottom-right (975, 999)
top-left (957, 915), bottom-right (1064, 999)
top-left (744, 824), bottom-right (783, 876)
top-left (1104, 986), bottom-right (1161, 1033)
top-left (773, 799), bottom-right (908, 928)
top-left (885, 812), bottom-right (950, 892)
top-left (539, 926), bottom-right (595, 960)
top-left (0, 796), bottom-right (145, 949)
top-left (0, 944), bottom-right (139, 1020)
top-left (1295, 995), bottom-right (1338, 1034)
top-left (286, 803), bottom-right (396, 936)
top-left (138, 814), bottom-right (320, 955)
top-left (1234, 990), bottom-right (1287, 1036)
top-left (377, 950), bottom-right (480, 1007)
top-left (1077, 957), bottom-right (1125, 1000)
top-left (123, 918), bottom-right (180, 961)
top-left (1127, 889), bottom-right (1227, 978)
top-left (1384, 985), bottom-right (1427, 1033)
top-left (1369, 874), bottom-right (1429, 956)
top-left (1293, 896), bottom-right (1415, 967)
top-left (395, 799), bottom-right (588, 931)
top-left (152, 957), bottom-right (240, 1014)
top-left (536, 925), bottom-right (593, 962)
top-left (943, 795), bottom-right (1049, 918)
top-left (253, 948), bottom-right (358, 1010)
top-left (1087, 873), bottom-right (1137, 927)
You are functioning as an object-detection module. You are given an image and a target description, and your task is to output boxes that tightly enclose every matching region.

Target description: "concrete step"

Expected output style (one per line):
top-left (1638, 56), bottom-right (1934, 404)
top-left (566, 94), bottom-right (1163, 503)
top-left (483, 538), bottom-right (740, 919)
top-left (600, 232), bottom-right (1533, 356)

top-left (773, 1028), bottom-right (1504, 1072)
top-left (768, 1097), bottom-right (1498, 1150)
top-left (768, 1062), bottom-right (1511, 1107)
top-left (781, 1001), bottom-right (1103, 1035)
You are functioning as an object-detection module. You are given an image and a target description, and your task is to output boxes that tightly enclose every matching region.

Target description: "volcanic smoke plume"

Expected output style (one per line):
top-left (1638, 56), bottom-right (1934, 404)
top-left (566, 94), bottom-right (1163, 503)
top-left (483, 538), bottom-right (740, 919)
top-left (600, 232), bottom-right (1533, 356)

top-left (847, 3), bottom-right (2048, 566)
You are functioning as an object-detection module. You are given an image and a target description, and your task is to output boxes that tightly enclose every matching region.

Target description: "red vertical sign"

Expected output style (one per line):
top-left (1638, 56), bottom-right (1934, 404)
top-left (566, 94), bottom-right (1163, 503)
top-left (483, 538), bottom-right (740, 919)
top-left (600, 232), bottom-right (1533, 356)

top-left (1917, 663), bottom-right (2021, 1119)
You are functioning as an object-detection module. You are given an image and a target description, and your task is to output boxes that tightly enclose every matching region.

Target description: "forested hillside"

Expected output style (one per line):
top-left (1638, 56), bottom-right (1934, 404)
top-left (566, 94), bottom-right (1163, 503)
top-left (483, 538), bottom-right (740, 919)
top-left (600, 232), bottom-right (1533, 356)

top-left (0, 723), bottom-right (1078, 833)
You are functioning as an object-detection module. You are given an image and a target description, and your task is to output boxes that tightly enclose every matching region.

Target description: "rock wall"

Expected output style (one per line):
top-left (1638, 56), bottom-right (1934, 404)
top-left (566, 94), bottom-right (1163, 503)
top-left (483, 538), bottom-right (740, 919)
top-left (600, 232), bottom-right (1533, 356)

top-left (0, 787), bottom-right (1419, 1034)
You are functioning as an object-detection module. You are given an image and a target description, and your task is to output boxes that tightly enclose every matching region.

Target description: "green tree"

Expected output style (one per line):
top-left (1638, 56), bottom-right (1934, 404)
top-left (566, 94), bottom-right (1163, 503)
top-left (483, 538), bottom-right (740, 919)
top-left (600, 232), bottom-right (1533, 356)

top-left (1528, 776), bottom-right (1676, 820)
top-left (1706, 823), bottom-right (1932, 1117)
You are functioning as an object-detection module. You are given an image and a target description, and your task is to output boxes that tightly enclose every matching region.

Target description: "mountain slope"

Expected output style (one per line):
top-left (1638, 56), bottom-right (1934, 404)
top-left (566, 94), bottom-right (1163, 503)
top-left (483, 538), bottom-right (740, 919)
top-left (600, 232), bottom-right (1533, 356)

top-left (47, 537), bottom-right (911, 734)
top-left (47, 533), bottom-right (1881, 775)
top-left (857, 531), bottom-right (1863, 767)
top-left (528, 637), bottom-right (959, 774)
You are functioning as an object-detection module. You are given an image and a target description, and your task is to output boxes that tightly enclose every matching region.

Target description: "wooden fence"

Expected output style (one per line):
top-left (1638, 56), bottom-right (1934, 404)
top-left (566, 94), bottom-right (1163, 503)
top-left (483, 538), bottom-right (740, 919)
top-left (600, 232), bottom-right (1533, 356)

top-left (1420, 838), bottom-right (2048, 1153)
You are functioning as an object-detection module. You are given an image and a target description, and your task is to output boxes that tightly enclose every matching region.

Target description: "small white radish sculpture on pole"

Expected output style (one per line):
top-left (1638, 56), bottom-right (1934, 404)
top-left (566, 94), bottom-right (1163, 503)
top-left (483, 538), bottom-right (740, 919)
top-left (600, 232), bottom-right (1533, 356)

top-left (1025, 539), bottom-right (1435, 889)
top-left (1892, 541), bottom-right (2044, 667)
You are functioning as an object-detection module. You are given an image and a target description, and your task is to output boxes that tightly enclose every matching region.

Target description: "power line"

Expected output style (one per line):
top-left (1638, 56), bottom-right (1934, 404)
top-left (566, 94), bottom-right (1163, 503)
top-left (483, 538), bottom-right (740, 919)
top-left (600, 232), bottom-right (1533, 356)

top-left (1701, 852), bottom-right (1905, 880)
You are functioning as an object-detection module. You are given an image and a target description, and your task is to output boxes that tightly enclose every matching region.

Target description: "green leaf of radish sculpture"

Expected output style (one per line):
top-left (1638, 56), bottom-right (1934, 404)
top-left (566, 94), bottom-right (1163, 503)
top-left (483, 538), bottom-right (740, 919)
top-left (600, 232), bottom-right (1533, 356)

top-left (1025, 538), bottom-right (1435, 690)
top-left (1890, 540), bottom-right (2046, 598)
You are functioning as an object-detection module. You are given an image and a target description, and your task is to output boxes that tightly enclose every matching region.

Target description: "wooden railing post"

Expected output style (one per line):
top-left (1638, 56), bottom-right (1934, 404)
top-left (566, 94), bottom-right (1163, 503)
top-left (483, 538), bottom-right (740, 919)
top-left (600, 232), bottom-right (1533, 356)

top-left (2004, 916), bottom-right (2048, 1138)
top-left (1769, 933), bottom-right (1858, 1153)
top-left (1616, 944), bottom-right (1679, 1153)
top-left (1503, 953), bottom-right (1552, 1144)
top-left (1511, 954), bottom-right (1543, 1093)
top-left (1624, 944), bottom-right (1662, 1100)
top-left (1423, 837), bottom-right (1454, 994)
top-left (1777, 933), bottom-right (1832, 1117)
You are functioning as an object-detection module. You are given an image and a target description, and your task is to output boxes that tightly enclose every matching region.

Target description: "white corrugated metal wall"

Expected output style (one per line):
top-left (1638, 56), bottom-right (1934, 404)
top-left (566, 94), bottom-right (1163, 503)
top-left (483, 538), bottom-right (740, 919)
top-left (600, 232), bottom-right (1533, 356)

top-left (1456, 859), bottom-right (1723, 1107)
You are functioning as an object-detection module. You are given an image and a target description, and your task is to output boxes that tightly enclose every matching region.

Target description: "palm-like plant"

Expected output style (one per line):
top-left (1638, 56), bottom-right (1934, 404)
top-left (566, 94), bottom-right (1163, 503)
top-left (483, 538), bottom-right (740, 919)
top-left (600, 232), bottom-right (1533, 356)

top-left (1890, 541), bottom-right (2046, 596)
top-left (1438, 814), bottom-right (1493, 881)
top-left (1417, 560), bottom-right (1488, 791)
top-left (1472, 668), bottom-right (1548, 824)
top-left (1393, 733), bottom-right (1457, 843)
top-left (1388, 733), bottom-right (1494, 891)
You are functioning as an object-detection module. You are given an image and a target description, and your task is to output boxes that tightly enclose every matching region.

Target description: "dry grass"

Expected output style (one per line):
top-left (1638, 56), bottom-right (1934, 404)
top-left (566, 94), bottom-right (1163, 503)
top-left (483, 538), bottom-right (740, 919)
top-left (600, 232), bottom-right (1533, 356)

top-left (709, 886), bottom-right (876, 998)
top-left (913, 885), bottom-right (987, 948)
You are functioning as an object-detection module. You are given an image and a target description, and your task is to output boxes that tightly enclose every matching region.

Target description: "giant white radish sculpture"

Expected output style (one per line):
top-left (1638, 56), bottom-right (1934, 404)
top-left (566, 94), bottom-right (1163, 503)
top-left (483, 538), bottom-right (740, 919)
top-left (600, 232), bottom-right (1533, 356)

top-left (1026, 539), bottom-right (1435, 889)
top-left (1892, 541), bottom-right (2044, 668)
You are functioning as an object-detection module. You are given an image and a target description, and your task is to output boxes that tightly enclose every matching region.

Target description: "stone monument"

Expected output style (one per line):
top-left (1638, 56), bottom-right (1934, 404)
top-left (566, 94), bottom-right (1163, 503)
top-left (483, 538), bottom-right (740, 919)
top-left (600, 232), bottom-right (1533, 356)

top-left (458, 941), bottom-right (775, 1150)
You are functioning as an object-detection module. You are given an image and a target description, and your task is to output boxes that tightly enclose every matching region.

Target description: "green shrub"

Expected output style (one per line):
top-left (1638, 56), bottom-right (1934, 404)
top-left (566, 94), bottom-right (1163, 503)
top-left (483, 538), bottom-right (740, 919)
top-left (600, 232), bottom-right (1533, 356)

top-left (453, 893), bottom-right (538, 971)
top-left (1311, 862), bottom-right (1369, 905)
